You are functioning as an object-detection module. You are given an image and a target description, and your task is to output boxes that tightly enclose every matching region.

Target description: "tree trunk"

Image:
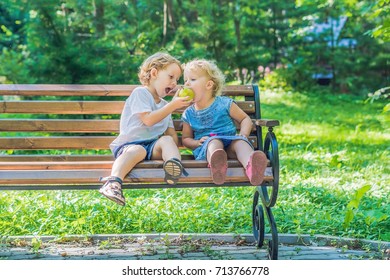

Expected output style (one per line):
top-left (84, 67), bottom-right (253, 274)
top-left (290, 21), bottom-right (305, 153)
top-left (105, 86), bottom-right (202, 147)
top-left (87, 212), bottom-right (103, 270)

top-left (93, 0), bottom-right (105, 36)
top-left (177, 0), bottom-right (197, 50)
top-left (272, 2), bottom-right (278, 68)
top-left (163, 1), bottom-right (167, 46)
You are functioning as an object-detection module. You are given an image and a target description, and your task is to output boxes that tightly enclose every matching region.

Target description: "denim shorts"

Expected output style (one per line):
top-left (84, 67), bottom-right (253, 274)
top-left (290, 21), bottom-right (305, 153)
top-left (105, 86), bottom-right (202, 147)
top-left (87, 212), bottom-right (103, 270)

top-left (193, 135), bottom-right (253, 160)
top-left (113, 138), bottom-right (159, 160)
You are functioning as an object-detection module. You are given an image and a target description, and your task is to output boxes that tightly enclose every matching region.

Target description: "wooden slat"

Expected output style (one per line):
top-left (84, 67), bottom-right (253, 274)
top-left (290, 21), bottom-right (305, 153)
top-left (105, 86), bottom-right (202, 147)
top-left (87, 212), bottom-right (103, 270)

top-left (177, 119), bottom-right (260, 132)
top-left (0, 159), bottom-right (269, 170)
top-left (0, 84), bottom-right (254, 97)
top-left (0, 119), bottom-right (260, 132)
top-left (0, 154), bottom-right (270, 164)
top-left (0, 136), bottom-right (114, 149)
top-left (0, 100), bottom-right (254, 114)
top-left (0, 154), bottom-right (198, 162)
top-left (0, 119), bottom-right (120, 132)
top-left (0, 101), bottom-right (124, 114)
top-left (0, 136), bottom-right (258, 149)
top-left (0, 161), bottom-right (115, 170)
top-left (255, 119), bottom-right (280, 127)
top-left (0, 85), bottom-right (134, 97)
top-left (0, 167), bottom-right (273, 185)
top-left (236, 101), bottom-right (255, 113)
top-left (219, 85), bottom-right (254, 96)
top-left (0, 155), bottom-right (115, 162)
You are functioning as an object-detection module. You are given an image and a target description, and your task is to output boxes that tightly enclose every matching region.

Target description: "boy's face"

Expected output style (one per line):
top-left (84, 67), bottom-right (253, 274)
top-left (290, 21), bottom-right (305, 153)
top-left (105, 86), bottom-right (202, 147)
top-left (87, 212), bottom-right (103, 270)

top-left (183, 68), bottom-right (213, 102)
top-left (154, 63), bottom-right (181, 98)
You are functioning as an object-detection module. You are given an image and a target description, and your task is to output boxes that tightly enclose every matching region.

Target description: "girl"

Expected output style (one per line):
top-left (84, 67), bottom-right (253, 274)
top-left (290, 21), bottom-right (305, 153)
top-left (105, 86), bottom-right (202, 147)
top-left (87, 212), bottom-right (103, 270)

top-left (181, 59), bottom-right (267, 185)
top-left (99, 52), bottom-right (191, 206)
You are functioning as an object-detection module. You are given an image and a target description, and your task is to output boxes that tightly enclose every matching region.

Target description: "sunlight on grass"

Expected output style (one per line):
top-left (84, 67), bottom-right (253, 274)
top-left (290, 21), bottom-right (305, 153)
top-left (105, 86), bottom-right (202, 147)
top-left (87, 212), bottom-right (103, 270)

top-left (1, 88), bottom-right (389, 241)
top-left (280, 122), bottom-right (389, 145)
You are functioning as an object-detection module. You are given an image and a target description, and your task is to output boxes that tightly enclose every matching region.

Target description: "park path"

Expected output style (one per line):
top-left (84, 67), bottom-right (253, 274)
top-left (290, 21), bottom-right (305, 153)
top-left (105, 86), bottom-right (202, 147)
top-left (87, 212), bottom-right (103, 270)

top-left (1, 233), bottom-right (388, 260)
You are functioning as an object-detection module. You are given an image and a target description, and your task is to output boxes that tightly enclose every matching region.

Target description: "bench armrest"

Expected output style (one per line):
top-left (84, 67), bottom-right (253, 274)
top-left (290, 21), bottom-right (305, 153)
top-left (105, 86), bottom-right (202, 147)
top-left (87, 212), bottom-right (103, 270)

top-left (255, 119), bottom-right (280, 127)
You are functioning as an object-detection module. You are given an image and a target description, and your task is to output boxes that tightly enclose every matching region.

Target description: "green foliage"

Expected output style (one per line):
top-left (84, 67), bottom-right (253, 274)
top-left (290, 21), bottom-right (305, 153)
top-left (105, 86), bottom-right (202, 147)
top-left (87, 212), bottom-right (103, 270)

top-left (366, 86), bottom-right (390, 113)
top-left (0, 1), bottom-right (388, 93)
top-left (30, 237), bottom-right (42, 254)
top-left (0, 89), bottom-right (389, 241)
top-left (0, 47), bottom-right (36, 83)
top-left (260, 89), bottom-right (389, 241)
top-left (343, 185), bottom-right (371, 229)
top-left (366, 0), bottom-right (390, 41)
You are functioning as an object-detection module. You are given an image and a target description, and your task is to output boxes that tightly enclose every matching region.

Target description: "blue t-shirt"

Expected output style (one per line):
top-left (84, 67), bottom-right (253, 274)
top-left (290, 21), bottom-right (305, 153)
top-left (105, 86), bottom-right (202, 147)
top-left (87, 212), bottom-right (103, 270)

top-left (182, 96), bottom-right (237, 139)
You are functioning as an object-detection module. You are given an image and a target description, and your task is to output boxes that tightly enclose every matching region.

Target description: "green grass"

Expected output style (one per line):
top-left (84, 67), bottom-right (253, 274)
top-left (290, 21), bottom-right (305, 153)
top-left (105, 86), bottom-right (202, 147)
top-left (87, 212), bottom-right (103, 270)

top-left (1, 89), bottom-right (389, 241)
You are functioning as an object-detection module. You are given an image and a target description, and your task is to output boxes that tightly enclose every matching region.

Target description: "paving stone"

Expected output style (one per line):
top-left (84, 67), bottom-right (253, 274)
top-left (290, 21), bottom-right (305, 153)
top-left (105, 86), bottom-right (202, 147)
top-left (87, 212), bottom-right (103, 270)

top-left (253, 252), bottom-right (269, 259)
top-left (0, 234), bottom-right (386, 260)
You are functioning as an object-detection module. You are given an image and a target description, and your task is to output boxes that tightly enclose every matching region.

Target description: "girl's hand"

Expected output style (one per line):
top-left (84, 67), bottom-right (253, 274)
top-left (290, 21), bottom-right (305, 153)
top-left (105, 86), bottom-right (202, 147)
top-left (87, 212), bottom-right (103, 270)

top-left (198, 136), bottom-right (209, 146)
top-left (237, 133), bottom-right (249, 139)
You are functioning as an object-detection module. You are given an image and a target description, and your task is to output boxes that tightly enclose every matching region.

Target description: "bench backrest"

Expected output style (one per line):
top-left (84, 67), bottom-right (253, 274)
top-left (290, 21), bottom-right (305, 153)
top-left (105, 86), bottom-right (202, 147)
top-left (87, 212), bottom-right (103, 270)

top-left (0, 84), bottom-right (263, 161)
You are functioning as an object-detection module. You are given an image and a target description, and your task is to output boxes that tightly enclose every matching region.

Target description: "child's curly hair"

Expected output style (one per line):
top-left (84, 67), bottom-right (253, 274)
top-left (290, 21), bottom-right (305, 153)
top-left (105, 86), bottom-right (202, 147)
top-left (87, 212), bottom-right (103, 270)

top-left (184, 59), bottom-right (225, 97)
top-left (138, 52), bottom-right (182, 85)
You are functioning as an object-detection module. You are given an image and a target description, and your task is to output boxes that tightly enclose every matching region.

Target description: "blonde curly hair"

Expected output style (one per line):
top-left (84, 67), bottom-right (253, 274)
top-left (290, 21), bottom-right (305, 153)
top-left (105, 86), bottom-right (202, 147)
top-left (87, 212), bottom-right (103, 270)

top-left (184, 59), bottom-right (225, 97)
top-left (138, 52), bottom-right (182, 85)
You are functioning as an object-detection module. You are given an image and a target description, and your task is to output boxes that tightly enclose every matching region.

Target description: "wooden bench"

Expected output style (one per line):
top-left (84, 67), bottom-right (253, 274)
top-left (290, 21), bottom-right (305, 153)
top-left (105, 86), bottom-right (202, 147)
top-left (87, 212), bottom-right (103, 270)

top-left (0, 84), bottom-right (280, 259)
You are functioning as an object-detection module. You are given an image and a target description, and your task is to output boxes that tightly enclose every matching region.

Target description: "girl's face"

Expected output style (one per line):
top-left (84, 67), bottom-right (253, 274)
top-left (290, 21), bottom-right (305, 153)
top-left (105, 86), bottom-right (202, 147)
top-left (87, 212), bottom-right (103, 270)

top-left (183, 68), bottom-right (213, 102)
top-left (153, 63), bottom-right (181, 98)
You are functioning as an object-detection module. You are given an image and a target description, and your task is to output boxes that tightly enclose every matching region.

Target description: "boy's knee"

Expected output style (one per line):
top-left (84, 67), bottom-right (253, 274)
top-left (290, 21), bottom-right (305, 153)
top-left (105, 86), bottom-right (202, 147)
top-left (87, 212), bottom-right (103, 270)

top-left (159, 135), bottom-right (175, 145)
top-left (123, 144), bottom-right (146, 155)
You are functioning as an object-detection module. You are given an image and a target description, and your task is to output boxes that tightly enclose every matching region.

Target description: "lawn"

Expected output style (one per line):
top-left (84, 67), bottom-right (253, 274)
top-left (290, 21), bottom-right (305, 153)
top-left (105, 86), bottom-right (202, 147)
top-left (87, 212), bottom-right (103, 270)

top-left (0, 88), bottom-right (389, 241)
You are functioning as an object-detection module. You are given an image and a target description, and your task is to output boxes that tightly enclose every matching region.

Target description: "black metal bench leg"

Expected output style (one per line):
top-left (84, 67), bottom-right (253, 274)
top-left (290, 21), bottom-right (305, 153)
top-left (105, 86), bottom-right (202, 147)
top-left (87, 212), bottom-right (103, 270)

top-left (252, 127), bottom-right (280, 260)
top-left (252, 188), bottom-right (279, 260)
top-left (264, 204), bottom-right (278, 260)
top-left (252, 190), bottom-right (265, 248)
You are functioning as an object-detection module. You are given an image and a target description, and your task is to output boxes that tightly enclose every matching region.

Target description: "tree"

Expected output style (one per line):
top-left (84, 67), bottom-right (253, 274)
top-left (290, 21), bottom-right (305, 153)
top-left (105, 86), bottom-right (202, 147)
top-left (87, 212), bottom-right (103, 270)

top-left (368, 0), bottom-right (390, 41)
top-left (0, 0), bottom-right (387, 94)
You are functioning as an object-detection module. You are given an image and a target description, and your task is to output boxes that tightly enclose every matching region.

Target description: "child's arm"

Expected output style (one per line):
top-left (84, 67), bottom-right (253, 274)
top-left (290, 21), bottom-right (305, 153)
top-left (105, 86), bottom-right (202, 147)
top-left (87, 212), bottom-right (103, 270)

top-left (139, 97), bottom-right (191, 127)
top-left (229, 102), bottom-right (253, 138)
top-left (164, 127), bottom-right (179, 146)
top-left (182, 123), bottom-right (209, 149)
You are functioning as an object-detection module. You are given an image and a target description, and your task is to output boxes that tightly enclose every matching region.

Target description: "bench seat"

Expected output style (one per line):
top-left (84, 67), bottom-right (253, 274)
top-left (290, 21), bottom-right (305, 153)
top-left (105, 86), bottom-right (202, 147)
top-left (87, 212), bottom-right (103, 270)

top-left (0, 159), bottom-right (274, 188)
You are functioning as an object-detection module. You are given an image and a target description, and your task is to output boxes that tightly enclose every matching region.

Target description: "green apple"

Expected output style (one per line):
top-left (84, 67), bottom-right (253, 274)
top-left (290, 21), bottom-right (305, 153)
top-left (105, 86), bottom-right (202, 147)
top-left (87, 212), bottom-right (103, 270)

top-left (178, 87), bottom-right (195, 101)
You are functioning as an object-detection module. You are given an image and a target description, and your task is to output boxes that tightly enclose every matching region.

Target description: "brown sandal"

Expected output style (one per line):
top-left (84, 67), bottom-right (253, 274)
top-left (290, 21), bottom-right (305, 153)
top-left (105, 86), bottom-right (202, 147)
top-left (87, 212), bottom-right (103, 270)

top-left (99, 176), bottom-right (126, 206)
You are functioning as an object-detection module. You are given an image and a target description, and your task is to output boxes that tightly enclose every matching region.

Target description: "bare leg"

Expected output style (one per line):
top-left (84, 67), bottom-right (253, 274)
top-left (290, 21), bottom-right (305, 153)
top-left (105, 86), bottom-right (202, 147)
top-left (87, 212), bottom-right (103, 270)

top-left (151, 135), bottom-right (181, 161)
top-left (111, 145), bottom-right (147, 180)
top-left (151, 136), bottom-right (183, 184)
top-left (227, 140), bottom-right (267, 185)
top-left (207, 139), bottom-right (227, 185)
top-left (227, 139), bottom-right (254, 166)
top-left (99, 144), bottom-right (146, 206)
top-left (206, 139), bottom-right (224, 163)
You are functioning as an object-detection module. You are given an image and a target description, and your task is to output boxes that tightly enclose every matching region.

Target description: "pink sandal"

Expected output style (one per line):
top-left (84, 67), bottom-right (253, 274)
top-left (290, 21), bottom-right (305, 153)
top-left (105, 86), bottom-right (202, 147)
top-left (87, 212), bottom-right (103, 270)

top-left (209, 149), bottom-right (228, 185)
top-left (245, 151), bottom-right (267, 186)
